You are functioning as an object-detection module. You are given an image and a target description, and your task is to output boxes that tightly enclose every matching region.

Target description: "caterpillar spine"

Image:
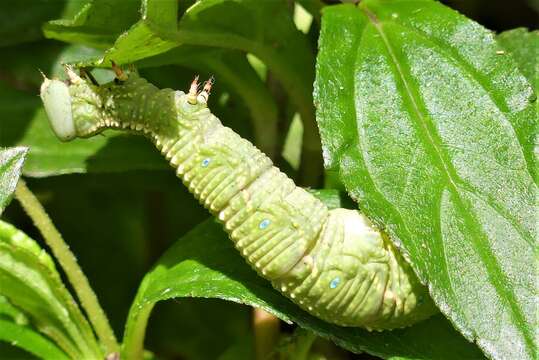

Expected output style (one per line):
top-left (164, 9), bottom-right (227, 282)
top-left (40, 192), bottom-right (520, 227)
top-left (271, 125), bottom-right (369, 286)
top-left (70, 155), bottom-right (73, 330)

top-left (39, 67), bottom-right (437, 330)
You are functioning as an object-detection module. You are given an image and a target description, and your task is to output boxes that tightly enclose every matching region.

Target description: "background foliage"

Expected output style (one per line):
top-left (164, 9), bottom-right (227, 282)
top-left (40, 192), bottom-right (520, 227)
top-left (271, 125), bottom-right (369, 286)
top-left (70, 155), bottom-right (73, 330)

top-left (0, 0), bottom-right (536, 359)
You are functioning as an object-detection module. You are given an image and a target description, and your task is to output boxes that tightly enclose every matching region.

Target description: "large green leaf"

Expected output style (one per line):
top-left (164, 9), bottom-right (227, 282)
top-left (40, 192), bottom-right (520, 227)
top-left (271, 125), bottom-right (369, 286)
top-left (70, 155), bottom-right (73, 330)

top-left (0, 147), bottom-right (27, 214)
top-left (496, 29), bottom-right (538, 130)
top-left (123, 219), bottom-right (483, 360)
top-left (0, 220), bottom-right (101, 359)
top-left (123, 193), bottom-right (483, 360)
top-left (314, 2), bottom-right (537, 359)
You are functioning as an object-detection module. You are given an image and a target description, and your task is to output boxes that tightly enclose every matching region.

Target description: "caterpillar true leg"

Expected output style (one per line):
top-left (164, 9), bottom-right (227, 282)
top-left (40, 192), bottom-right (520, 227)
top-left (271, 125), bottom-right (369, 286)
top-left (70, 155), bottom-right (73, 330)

top-left (40, 66), bottom-right (437, 330)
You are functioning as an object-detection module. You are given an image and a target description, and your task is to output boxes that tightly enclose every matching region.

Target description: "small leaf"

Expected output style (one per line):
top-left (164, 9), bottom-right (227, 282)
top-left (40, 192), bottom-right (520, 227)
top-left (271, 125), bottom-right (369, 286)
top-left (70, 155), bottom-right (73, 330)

top-left (0, 220), bottom-right (101, 358)
top-left (123, 217), bottom-right (482, 360)
top-left (0, 294), bottom-right (29, 326)
top-left (314, 2), bottom-right (536, 359)
top-left (0, 299), bottom-right (70, 360)
top-left (0, 147), bottom-right (27, 214)
top-left (43, 0), bottom-right (141, 48)
top-left (0, 319), bottom-right (70, 360)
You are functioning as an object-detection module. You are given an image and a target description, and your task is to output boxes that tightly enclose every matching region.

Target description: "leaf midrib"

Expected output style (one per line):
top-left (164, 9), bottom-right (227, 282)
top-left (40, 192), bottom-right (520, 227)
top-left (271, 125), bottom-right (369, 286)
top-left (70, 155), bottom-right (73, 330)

top-left (387, 21), bottom-right (535, 244)
top-left (360, 6), bottom-right (534, 356)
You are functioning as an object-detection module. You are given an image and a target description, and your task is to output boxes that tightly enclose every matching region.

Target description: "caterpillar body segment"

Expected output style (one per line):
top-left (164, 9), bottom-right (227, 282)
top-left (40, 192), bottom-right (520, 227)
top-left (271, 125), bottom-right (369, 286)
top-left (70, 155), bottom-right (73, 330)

top-left (40, 70), bottom-right (437, 330)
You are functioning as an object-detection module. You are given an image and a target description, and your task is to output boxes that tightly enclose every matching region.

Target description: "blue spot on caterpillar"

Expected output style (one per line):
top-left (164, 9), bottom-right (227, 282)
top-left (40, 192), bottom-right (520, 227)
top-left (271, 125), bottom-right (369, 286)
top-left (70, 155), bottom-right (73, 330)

top-left (259, 219), bottom-right (271, 230)
top-left (201, 158), bottom-right (211, 167)
top-left (40, 66), bottom-right (437, 330)
top-left (329, 277), bottom-right (341, 289)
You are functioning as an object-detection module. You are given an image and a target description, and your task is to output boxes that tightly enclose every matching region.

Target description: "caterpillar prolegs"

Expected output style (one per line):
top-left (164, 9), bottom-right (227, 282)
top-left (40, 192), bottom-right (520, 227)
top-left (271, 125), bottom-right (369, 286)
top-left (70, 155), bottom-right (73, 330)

top-left (40, 66), bottom-right (437, 330)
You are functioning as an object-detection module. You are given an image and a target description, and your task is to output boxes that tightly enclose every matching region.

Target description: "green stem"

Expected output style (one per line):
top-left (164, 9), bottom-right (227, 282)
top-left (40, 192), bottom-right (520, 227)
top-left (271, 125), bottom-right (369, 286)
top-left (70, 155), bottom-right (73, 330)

top-left (253, 308), bottom-right (280, 360)
top-left (122, 302), bottom-right (155, 360)
top-left (289, 328), bottom-right (317, 360)
top-left (15, 180), bottom-right (119, 355)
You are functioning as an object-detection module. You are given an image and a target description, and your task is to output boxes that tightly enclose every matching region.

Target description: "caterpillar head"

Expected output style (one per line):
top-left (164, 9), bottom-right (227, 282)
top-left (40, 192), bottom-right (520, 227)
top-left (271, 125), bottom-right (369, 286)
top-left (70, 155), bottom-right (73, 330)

top-left (40, 66), bottom-right (104, 141)
top-left (41, 64), bottom-right (215, 142)
top-left (40, 76), bottom-right (76, 141)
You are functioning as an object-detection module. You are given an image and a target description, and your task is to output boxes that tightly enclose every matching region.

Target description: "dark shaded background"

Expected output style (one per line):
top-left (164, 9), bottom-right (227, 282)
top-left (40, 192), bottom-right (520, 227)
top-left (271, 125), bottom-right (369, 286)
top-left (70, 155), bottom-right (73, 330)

top-left (443, 0), bottom-right (538, 31)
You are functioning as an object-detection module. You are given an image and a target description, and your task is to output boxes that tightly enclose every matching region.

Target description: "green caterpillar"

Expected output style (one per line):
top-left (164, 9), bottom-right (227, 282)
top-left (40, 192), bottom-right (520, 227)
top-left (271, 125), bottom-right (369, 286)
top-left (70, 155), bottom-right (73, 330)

top-left (39, 66), bottom-right (437, 330)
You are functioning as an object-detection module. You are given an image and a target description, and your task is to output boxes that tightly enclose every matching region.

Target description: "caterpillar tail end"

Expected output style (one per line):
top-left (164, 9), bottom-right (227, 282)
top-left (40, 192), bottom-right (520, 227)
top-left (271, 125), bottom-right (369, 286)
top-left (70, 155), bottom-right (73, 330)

top-left (40, 77), bottom-right (76, 142)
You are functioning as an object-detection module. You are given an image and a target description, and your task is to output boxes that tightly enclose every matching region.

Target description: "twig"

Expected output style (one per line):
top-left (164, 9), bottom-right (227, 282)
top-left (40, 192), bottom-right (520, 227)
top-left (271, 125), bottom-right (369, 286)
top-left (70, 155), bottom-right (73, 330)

top-left (253, 308), bottom-right (280, 360)
top-left (15, 179), bottom-right (119, 355)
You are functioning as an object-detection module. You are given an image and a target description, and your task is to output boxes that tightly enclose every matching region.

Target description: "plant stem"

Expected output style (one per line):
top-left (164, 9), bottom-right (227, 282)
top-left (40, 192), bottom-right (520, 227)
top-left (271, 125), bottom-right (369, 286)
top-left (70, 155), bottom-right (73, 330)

top-left (289, 328), bottom-right (317, 360)
top-left (253, 308), bottom-right (281, 360)
top-left (15, 179), bottom-right (119, 355)
top-left (122, 301), bottom-right (154, 360)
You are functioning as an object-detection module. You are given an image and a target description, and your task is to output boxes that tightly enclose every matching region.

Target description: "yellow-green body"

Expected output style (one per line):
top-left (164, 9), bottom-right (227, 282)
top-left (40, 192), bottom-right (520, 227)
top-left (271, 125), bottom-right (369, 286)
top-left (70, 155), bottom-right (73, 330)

top-left (40, 71), bottom-right (436, 330)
